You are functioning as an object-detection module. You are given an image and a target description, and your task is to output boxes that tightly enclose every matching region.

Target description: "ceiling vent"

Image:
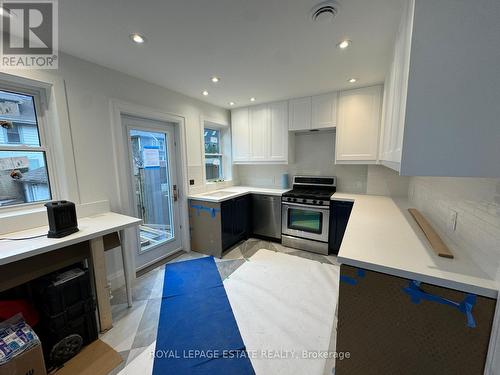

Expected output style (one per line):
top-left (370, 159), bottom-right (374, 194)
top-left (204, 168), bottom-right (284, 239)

top-left (311, 1), bottom-right (339, 22)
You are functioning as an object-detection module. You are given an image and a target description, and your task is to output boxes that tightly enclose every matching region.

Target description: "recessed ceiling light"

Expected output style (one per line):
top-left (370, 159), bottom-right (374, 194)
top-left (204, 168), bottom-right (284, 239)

top-left (202, 90), bottom-right (209, 96)
top-left (337, 40), bottom-right (351, 49)
top-left (348, 78), bottom-right (357, 83)
top-left (229, 102), bottom-right (235, 106)
top-left (211, 76), bottom-right (220, 83)
top-left (250, 97), bottom-right (256, 102)
top-left (130, 33), bottom-right (146, 44)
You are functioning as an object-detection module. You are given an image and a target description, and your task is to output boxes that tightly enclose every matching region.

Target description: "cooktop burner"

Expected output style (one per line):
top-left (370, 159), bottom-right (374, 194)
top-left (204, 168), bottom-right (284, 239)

top-left (282, 176), bottom-right (337, 205)
top-left (282, 189), bottom-right (335, 200)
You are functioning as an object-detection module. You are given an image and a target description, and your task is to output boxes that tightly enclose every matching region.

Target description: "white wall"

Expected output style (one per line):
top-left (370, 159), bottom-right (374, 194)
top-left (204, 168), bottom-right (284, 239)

top-left (2, 52), bottom-right (229, 287)
top-left (236, 131), bottom-right (368, 193)
top-left (237, 131), bottom-right (410, 196)
top-left (367, 165), bottom-right (410, 197)
top-left (409, 177), bottom-right (500, 283)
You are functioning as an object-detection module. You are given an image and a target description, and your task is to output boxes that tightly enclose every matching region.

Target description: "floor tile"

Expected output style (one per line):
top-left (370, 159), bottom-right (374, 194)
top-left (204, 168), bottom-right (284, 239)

top-left (222, 246), bottom-right (244, 260)
top-left (268, 242), bottom-right (296, 254)
top-left (108, 239), bottom-right (341, 374)
top-left (131, 298), bottom-right (162, 349)
top-left (289, 250), bottom-right (333, 264)
top-left (216, 258), bottom-right (246, 280)
top-left (126, 346), bottom-right (151, 366)
top-left (111, 268), bottom-right (160, 306)
top-left (100, 300), bottom-right (148, 352)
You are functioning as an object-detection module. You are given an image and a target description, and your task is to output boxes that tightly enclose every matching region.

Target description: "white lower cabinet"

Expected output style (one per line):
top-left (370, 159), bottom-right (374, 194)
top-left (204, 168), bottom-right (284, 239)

top-left (231, 101), bottom-right (289, 164)
top-left (335, 85), bottom-right (383, 164)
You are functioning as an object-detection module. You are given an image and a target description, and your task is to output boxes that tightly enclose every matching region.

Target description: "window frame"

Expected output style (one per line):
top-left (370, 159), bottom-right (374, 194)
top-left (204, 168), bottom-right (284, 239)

top-left (203, 126), bottom-right (224, 182)
top-left (0, 82), bottom-right (58, 210)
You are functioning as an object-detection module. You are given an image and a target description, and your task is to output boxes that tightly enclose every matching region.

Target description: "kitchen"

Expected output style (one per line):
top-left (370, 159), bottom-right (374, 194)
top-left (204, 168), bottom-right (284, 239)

top-left (0, 0), bottom-right (499, 375)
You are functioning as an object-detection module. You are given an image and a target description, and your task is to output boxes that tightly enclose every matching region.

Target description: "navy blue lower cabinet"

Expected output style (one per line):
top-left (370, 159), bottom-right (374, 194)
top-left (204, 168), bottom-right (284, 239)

top-left (335, 265), bottom-right (496, 375)
top-left (328, 200), bottom-right (353, 254)
top-left (221, 195), bottom-right (251, 251)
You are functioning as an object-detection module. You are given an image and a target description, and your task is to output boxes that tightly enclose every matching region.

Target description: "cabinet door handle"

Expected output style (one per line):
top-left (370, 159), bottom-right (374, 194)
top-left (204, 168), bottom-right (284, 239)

top-left (402, 280), bottom-right (477, 328)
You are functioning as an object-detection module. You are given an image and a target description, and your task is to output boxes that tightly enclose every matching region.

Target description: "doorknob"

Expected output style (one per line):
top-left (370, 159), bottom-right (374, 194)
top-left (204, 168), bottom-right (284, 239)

top-left (173, 185), bottom-right (178, 202)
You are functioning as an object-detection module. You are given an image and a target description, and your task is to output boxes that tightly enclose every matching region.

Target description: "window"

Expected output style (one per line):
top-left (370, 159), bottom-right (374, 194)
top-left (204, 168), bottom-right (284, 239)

top-left (204, 127), bottom-right (223, 181)
top-left (0, 89), bottom-right (52, 207)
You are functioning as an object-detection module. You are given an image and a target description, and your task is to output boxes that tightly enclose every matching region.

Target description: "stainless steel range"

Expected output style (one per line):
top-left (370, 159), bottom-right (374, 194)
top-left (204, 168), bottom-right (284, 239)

top-left (281, 176), bottom-right (336, 255)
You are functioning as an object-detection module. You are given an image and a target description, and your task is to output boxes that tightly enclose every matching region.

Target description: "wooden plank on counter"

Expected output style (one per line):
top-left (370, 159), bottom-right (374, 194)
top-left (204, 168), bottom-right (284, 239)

top-left (408, 208), bottom-right (454, 259)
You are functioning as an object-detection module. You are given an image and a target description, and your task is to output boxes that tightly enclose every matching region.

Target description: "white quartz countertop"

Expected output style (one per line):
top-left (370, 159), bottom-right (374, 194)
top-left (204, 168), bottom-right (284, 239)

top-left (0, 212), bottom-right (142, 266)
top-left (188, 186), bottom-right (289, 202)
top-left (332, 193), bottom-right (498, 299)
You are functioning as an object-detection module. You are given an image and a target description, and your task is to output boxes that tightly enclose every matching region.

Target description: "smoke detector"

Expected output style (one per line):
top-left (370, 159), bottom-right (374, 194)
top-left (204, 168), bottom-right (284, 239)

top-left (311, 1), bottom-right (340, 22)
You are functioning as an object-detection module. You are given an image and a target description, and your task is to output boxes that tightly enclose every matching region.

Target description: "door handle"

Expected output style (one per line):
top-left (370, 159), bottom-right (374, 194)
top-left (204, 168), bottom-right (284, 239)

top-left (173, 185), bottom-right (178, 202)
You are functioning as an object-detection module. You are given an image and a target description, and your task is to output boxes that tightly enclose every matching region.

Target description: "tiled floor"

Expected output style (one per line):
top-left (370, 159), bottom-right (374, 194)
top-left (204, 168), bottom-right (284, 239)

top-left (102, 238), bottom-right (340, 375)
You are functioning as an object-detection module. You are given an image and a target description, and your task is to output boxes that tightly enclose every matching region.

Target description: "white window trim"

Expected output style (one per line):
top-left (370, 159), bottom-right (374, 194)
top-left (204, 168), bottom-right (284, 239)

top-left (202, 120), bottom-right (232, 184)
top-left (0, 82), bottom-right (59, 211)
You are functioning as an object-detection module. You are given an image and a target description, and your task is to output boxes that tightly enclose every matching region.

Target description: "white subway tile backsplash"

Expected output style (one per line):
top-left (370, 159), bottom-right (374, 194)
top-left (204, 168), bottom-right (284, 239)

top-left (409, 177), bottom-right (500, 283)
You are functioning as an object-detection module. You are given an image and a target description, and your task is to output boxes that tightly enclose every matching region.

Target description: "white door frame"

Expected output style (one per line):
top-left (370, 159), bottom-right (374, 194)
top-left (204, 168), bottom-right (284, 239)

top-left (109, 99), bottom-right (191, 273)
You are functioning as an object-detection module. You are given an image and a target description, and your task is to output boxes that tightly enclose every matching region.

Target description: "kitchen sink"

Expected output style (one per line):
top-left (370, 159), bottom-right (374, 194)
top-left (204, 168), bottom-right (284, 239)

top-left (201, 190), bottom-right (238, 198)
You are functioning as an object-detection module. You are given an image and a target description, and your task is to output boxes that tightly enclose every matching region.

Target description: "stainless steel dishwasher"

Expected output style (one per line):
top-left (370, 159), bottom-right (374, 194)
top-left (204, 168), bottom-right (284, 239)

top-left (252, 194), bottom-right (281, 240)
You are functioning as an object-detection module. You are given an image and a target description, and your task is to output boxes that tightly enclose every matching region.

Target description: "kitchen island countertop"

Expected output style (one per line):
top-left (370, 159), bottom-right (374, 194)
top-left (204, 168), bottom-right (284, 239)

top-left (332, 193), bottom-right (498, 299)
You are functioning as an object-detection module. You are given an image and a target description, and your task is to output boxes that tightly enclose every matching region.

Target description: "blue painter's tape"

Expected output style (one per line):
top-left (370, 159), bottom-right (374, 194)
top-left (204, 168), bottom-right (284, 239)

top-left (340, 268), bottom-right (366, 286)
top-left (340, 275), bottom-right (358, 285)
top-left (191, 204), bottom-right (221, 219)
top-left (402, 280), bottom-right (477, 328)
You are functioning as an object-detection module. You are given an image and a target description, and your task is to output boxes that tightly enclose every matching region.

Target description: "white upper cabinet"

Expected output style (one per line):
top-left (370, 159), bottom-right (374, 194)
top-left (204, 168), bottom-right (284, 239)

top-left (312, 92), bottom-right (337, 129)
top-left (231, 107), bottom-right (250, 162)
top-left (379, 0), bottom-right (500, 177)
top-left (249, 104), bottom-right (270, 161)
top-left (378, 0), bottom-right (413, 172)
top-left (289, 93), bottom-right (337, 131)
top-left (288, 97), bottom-right (311, 131)
top-left (336, 85), bottom-right (382, 164)
top-left (269, 101), bottom-right (288, 161)
top-left (231, 101), bottom-right (289, 164)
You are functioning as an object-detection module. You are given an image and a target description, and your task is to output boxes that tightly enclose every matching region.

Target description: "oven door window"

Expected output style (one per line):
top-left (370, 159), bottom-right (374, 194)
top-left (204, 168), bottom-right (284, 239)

top-left (288, 208), bottom-right (323, 234)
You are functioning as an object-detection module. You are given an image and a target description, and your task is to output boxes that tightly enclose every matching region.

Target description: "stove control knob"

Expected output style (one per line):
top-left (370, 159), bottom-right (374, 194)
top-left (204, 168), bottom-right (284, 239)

top-left (302, 199), bottom-right (307, 203)
top-left (312, 200), bottom-right (317, 204)
top-left (292, 198), bottom-right (296, 202)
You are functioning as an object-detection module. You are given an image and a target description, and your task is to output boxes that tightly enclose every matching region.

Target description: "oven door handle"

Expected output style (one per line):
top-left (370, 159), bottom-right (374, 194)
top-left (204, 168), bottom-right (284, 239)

top-left (282, 201), bottom-right (330, 211)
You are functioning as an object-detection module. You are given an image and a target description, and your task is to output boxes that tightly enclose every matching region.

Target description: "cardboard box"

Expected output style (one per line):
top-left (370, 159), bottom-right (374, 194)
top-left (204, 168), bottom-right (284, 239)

top-left (51, 340), bottom-right (122, 375)
top-left (0, 343), bottom-right (47, 375)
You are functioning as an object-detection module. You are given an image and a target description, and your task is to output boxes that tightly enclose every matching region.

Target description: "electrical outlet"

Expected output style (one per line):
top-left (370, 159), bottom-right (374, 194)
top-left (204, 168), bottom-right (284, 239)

top-left (448, 209), bottom-right (458, 232)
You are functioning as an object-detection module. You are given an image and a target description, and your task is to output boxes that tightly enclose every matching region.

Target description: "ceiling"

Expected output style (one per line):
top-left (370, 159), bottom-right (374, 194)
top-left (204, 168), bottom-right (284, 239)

top-left (59, 0), bottom-right (404, 109)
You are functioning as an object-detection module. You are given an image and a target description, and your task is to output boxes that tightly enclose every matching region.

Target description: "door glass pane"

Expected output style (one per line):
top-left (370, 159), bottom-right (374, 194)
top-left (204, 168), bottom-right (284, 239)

top-left (0, 150), bottom-right (51, 206)
top-left (129, 129), bottom-right (173, 252)
top-left (288, 208), bottom-right (322, 234)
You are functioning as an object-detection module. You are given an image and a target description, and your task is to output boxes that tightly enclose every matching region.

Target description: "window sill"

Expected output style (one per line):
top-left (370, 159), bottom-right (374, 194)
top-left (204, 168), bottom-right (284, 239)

top-left (0, 203), bottom-right (48, 219)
